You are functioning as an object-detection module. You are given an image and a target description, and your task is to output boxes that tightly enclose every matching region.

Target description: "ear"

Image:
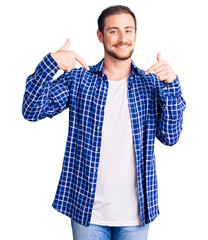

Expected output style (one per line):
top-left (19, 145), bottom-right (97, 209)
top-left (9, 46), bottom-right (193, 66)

top-left (97, 30), bottom-right (103, 43)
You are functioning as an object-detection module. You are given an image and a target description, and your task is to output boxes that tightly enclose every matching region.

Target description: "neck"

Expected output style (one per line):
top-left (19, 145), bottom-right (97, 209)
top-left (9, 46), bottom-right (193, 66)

top-left (103, 54), bottom-right (132, 81)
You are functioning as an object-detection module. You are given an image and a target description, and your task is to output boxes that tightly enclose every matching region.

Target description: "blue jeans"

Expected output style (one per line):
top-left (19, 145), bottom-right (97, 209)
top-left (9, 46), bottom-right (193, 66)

top-left (71, 219), bottom-right (149, 240)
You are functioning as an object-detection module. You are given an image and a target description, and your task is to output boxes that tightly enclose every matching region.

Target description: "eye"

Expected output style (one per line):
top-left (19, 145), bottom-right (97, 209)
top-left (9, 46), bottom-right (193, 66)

top-left (110, 30), bottom-right (118, 34)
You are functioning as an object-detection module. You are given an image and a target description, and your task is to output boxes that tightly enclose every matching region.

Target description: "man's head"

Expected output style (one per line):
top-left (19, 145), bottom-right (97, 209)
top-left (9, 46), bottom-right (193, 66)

top-left (97, 5), bottom-right (137, 61)
top-left (98, 5), bottom-right (137, 35)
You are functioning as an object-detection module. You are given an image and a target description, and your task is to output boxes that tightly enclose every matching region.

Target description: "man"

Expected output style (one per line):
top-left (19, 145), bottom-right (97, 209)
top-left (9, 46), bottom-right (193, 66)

top-left (22, 5), bottom-right (186, 240)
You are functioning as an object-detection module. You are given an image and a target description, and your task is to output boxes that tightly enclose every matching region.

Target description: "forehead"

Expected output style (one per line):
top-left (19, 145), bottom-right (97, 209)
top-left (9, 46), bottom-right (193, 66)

top-left (104, 13), bottom-right (135, 29)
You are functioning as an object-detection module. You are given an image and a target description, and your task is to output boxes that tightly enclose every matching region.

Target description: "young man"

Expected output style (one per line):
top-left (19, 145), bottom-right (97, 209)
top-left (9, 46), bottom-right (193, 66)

top-left (22, 5), bottom-right (186, 240)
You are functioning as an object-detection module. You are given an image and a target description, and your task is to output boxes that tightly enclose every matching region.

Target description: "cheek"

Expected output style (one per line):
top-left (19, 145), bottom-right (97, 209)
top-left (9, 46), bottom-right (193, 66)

top-left (129, 34), bottom-right (136, 41)
top-left (104, 38), bottom-right (114, 47)
top-left (130, 38), bottom-right (136, 47)
top-left (105, 34), bottom-right (118, 42)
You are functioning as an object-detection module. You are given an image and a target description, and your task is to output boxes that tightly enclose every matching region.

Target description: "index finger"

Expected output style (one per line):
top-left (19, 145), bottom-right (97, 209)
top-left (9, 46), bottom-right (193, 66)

top-left (75, 53), bottom-right (89, 71)
top-left (145, 61), bottom-right (164, 75)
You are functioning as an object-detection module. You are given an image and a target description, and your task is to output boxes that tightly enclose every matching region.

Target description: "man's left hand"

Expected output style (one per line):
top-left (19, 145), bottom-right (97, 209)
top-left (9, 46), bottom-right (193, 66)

top-left (145, 52), bottom-right (177, 84)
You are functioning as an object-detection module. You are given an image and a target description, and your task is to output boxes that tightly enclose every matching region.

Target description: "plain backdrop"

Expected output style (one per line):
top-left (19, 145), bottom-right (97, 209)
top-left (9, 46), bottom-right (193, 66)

top-left (1, 0), bottom-right (208, 239)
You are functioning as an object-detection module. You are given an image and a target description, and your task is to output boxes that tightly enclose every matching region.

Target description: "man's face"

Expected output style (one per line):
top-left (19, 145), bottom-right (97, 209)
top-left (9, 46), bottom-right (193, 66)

top-left (97, 13), bottom-right (136, 61)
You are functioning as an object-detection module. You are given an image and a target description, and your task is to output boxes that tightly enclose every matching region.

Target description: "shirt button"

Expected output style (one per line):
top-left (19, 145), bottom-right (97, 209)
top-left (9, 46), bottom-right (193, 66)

top-left (100, 105), bottom-right (103, 108)
top-left (97, 127), bottom-right (100, 130)
top-left (94, 169), bottom-right (96, 172)
top-left (165, 106), bottom-right (168, 109)
top-left (91, 188), bottom-right (94, 192)
top-left (95, 148), bottom-right (98, 151)
top-left (163, 87), bottom-right (167, 90)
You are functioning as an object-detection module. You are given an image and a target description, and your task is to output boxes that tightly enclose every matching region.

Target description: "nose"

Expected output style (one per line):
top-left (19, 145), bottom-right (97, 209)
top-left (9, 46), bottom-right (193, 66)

top-left (118, 31), bottom-right (126, 43)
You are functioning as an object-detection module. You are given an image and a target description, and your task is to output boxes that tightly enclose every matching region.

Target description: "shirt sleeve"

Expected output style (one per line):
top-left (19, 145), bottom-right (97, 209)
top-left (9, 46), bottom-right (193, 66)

top-left (22, 53), bottom-right (71, 122)
top-left (155, 75), bottom-right (186, 146)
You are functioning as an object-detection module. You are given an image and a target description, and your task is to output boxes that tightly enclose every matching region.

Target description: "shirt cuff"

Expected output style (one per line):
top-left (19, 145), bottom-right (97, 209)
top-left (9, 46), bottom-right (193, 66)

top-left (38, 52), bottom-right (59, 79)
top-left (160, 75), bottom-right (182, 97)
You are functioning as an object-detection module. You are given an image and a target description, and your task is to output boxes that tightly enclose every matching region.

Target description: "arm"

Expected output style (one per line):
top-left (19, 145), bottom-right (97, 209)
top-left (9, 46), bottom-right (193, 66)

top-left (155, 75), bottom-right (186, 146)
top-left (145, 52), bottom-right (186, 146)
top-left (22, 38), bottom-right (89, 122)
top-left (22, 53), bottom-right (70, 121)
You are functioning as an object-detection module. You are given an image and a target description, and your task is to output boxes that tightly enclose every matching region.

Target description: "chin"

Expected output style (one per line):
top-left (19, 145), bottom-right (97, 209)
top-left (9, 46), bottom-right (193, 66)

top-left (114, 55), bottom-right (132, 60)
top-left (111, 51), bottom-right (134, 61)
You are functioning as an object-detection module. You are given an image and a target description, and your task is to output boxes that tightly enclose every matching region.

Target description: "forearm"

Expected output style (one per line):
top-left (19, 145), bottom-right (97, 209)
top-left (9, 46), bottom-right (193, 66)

top-left (156, 76), bottom-right (186, 146)
top-left (22, 53), bottom-right (63, 121)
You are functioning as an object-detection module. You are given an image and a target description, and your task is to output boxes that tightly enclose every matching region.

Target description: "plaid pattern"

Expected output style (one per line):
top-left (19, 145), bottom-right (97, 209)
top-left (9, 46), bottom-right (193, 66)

top-left (22, 53), bottom-right (186, 227)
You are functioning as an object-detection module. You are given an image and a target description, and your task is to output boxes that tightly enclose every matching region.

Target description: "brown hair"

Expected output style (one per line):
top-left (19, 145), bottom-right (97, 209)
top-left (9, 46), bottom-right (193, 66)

top-left (98, 5), bottom-right (137, 35)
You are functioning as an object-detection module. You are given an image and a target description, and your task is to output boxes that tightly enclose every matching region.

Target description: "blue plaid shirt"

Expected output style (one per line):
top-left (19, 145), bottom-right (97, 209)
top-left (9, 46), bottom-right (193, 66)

top-left (22, 53), bottom-right (186, 227)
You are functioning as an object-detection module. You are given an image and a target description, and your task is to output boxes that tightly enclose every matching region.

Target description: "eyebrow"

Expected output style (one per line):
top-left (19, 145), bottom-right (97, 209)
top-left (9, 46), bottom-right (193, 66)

top-left (106, 26), bottom-right (135, 31)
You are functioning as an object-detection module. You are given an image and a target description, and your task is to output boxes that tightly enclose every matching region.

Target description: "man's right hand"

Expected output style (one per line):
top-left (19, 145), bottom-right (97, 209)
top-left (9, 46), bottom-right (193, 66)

top-left (51, 38), bottom-right (89, 72)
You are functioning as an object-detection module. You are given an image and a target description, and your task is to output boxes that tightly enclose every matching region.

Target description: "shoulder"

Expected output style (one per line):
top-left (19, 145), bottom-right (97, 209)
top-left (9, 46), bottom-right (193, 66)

top-left (65, 59), bottom-right (103, 77)
top-left (63, 62), bottom-right (100, 87)
top-left (133, 66), bottom-right (159, 88)
top-left (131, 60), bottom-right (158, 86)
top-left (64, 66), bottom-right (92, 81)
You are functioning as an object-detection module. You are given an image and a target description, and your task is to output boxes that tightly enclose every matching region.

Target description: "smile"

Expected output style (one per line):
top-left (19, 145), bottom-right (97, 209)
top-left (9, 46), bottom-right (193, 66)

top-left (115, 45), bottom-right (129, 49)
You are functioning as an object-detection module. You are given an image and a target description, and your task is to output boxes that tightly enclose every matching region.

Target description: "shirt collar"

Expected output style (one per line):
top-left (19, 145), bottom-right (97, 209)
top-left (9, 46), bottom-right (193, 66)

top-left (89, 58), bottom-right (143, 76)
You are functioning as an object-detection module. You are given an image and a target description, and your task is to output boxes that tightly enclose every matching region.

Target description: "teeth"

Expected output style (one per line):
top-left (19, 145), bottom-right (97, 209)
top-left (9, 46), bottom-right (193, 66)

top-left (117, 45), bottom-right (128, 49)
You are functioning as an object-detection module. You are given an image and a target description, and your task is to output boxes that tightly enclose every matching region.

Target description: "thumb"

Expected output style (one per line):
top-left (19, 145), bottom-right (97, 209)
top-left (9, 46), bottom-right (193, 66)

top-left (59, 38), bottom-right (71, 51)
top-left (157, 52), bottom-right (163, 62)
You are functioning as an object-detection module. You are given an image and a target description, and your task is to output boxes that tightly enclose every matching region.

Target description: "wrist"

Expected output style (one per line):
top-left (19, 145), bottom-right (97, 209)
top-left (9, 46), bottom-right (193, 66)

top-left (50, 52), bottom-right (59, 66)
top-left (40, 53), bottom-right (59, 76)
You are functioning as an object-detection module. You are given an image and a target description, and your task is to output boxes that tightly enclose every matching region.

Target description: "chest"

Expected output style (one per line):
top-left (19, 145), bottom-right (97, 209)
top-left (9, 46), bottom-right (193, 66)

top-left (70, 75), bottom-right (156, 125)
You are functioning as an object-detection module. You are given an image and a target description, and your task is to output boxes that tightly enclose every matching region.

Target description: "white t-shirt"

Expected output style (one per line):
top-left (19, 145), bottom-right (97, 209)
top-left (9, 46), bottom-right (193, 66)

top-left (90, 77), bottom-right (141, 226)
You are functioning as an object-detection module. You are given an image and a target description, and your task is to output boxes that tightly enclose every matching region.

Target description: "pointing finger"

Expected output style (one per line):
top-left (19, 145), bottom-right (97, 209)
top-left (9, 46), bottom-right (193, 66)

top-left (59, 38), bottom-right (71, 51)
top-left (145, 61), bottom-right (164, 75)
top-left (75, 53), bottom-right (89, 71)
top-left (154, 64), bottom-right (167, 74)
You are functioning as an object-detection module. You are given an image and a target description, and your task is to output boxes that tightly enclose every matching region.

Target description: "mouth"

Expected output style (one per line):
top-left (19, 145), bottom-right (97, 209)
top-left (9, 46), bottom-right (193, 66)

top-left (115, 45), bottom-right (129, 49)
top-left (114, 42), bottom-right (132, 50)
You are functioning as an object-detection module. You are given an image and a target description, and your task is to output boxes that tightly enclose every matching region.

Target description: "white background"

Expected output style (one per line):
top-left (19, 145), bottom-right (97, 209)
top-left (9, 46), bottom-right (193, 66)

top-left (1, 0), bottom-right (208, 239)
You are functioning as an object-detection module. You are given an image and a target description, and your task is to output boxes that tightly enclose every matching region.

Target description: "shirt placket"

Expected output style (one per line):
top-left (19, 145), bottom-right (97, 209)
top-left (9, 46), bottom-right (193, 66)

top-left (87, 73), bottom-right (109, 223)
top-left (127, 74), bottom-right (145, 226)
